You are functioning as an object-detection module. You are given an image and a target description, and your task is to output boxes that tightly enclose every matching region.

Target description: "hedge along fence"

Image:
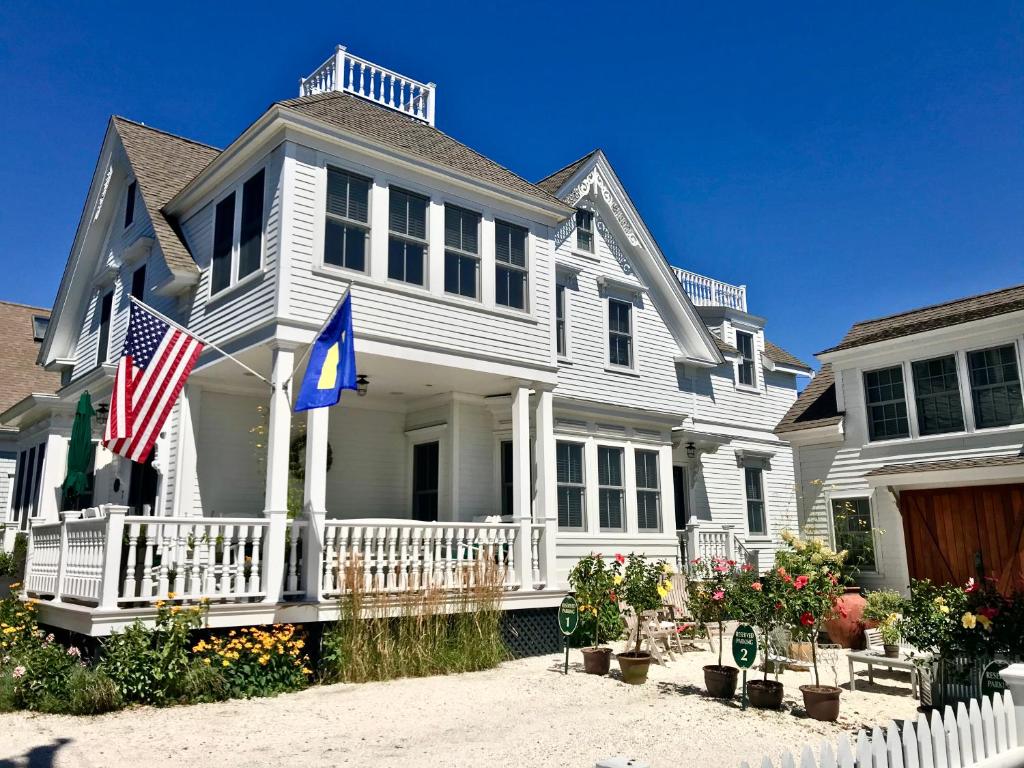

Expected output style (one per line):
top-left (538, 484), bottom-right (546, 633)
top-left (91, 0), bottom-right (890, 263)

top-left (741, 691), bottom-right (1020, 768)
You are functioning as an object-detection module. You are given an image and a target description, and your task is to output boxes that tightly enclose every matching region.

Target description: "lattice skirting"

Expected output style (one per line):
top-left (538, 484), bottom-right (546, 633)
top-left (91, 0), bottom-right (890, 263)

top-left (501, 607), bottom-right (561, 658)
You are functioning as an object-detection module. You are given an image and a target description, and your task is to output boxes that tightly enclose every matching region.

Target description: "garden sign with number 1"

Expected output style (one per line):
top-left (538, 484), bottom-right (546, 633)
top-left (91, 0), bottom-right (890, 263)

top-left (558, 595), bottom-right (579, 675)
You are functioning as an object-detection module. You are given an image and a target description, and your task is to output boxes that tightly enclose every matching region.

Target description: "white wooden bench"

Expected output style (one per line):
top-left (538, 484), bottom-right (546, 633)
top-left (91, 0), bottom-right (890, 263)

top-left (847, 628), bottom-right (930, 698)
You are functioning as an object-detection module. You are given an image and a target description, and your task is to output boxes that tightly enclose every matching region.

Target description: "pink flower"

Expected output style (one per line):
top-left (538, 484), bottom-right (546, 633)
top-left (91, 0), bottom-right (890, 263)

top-left (751, 582), bottom-right (762, 591)
top-left (691, 557), bottom-right (702, 565)
top-left (713, 561), bottom-right (730, 573)
top-left (614, 553), bottom-right (625, 565)
top-left (741, 563), bottom-right (753, 572)
top-left (11, 666), bottom-right (25, 679)
top-left (777, 567), bottom-right (792, 584)
top-left (965, 577), bottom-right (977, 593)
top-left (793, 575), bottom-right (809, 590)
top-left (712, 589), bottom-right (725, 601)
top-left (67, 646), bottom-right (81, 658)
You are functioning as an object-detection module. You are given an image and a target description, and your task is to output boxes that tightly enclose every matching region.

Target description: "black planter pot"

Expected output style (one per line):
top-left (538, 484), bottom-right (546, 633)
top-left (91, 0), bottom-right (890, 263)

top-left (703, 665), bottom-right (739, 698)
top-left (582, 647), bottom-right (612, 675)
top-left (800, 684), bottom-right (842, 722)
top-left (747, 679), bottom-right (784, 709)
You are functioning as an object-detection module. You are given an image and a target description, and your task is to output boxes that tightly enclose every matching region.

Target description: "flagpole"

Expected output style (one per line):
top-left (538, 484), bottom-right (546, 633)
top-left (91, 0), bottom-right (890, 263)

top-left (283, 284), bottom-right (351, 390)
top-left (128, 296), bottom-right (274, 388)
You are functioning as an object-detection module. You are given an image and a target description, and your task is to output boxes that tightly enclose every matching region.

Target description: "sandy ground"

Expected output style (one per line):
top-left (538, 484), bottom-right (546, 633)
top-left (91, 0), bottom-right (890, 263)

top-left (0, 643), bottom-right (920, 768)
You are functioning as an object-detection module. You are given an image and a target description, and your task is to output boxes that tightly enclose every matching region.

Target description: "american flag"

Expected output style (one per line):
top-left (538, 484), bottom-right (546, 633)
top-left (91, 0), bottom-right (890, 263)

top-left (102, 302), bottom-right (204, 463)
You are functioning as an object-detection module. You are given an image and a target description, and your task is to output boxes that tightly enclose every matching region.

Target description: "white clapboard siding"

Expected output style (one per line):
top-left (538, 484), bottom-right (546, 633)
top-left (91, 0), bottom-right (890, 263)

top-left (742, 692), bottom-right (1019, 768)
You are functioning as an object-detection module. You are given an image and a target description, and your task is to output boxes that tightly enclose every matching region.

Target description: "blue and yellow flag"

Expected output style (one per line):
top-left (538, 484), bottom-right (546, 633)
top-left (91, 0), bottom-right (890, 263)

top-left (295, 293), bottom-right (357, 411)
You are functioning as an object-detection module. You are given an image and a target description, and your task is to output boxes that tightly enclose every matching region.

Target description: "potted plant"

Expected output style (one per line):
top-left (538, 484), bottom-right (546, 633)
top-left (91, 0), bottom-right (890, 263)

top-left (615, 553), bottom-right (668, 685)
top-left (733, 566), bottom-right (786, 709)
top-left (687, 556), bottom-right (739, 698)
top-left (568, 553), bottom-right (622, 675)
top-left (863, 589), bottom-right (908, 657)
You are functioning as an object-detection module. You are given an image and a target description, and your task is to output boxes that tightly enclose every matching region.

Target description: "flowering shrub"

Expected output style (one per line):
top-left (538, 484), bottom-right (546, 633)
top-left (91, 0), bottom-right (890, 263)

top-left (192, 625), bottom-right (311, 698)
top-left (568, 553), bottom-right (624, 647)
top-left (686, 556), bottom-right (739, 666)
top-left (729, 566), bottom-right (789, 681)
top-left (618, 554), bottom-right (670, 655)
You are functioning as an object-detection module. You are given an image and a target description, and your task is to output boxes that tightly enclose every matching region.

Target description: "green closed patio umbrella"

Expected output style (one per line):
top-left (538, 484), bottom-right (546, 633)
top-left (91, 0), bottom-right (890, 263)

top-left (61, 391), bottom-right (96, 510)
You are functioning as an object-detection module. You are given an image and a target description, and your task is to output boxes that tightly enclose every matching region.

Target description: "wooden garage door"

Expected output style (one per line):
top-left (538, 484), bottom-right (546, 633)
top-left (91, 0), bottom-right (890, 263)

top-left (901, 484), bottom-right (1024, 593)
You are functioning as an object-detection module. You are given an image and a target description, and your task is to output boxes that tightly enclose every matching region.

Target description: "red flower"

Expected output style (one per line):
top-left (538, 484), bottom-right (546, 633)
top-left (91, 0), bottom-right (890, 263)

top-left (691, 557), bottom-right (702, 565)
top-left (793, 575), bottom-right (809, 590)
top-left (965, 577), bottom-right (978, 593)
top-left (727, 560), bottom-right (736, 567)
top-left (777, 567), bottom-right (792, 584)
top-left (615, 553), bottom-right (626, 564)
top-left (741, 563), bottom-right (754, 572)
top-left (977, 606), bottom-right (1000, 620)
top-left (800, 611), bottom-right (815, 627)
top-left (751, 582), bottom-right (763, 591)
top-left (608, 591), bottom-right (617, 603)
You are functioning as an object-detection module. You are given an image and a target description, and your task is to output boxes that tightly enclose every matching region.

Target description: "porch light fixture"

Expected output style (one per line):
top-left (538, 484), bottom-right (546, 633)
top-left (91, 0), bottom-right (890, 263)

top-left (685, 442), bottom-right (696, 459)
top-left (95, 403), bottom-right (110, 418)
top-left (356, 375), bottom-right (369, 397)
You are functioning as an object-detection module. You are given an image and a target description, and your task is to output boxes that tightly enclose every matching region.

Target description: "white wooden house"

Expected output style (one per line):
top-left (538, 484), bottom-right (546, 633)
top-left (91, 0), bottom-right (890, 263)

top-left (2, 47), bottom-right (809, 635)
top-left (779, 284), bottom-right (1024, 593)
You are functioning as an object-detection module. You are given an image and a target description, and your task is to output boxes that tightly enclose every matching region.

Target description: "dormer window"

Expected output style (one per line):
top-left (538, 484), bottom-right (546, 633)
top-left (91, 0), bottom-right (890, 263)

top-left (575, 210), bottom-right (594, 253)
top-left (736, 331), bottom-right (756, 387)
top-left (124, 181), bottom-right (136, 228)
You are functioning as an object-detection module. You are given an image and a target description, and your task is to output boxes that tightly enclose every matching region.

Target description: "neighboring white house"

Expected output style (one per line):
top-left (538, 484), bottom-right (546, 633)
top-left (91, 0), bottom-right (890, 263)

top-left (778, 283), bottom-right (1024, 594)
top-left (3, 46), bottom-right (809, 635)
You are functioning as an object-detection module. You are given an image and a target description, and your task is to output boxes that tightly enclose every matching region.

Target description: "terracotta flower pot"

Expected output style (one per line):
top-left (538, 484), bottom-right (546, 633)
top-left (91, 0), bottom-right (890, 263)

top-left (617, 651), bottom-right (652, 685)
top-left (582, 647), bottom-right (613, 675)
top-left (703, 664), bottom-right (739, 698)
top-left (800, 684), bottom-right (842, 722)
top-left (824, 587), bottom-right (868, 649)
top-left (747, 679), bottom-right (784, 709)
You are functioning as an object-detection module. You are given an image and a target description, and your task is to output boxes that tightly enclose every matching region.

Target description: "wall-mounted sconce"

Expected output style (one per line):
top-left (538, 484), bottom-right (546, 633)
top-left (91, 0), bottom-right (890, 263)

top-left (685, 441), bottom-right (696, 459)
top-left (356, 375), bottom-right (369, 397)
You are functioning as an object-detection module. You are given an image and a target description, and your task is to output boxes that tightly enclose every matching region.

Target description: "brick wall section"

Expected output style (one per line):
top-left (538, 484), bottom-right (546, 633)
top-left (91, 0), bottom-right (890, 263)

top-left (0, 302), bottom-right (61, 416)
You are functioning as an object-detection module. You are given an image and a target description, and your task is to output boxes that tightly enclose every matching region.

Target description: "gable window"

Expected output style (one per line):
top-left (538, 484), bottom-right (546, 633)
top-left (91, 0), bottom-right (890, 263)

top-left (388, 187), bottom-right (428, 286)
top-left (130, 265), bottom-right (147, 301)
top-left (968, 345), bottom-right (1024, 429)
top-left (556, 283), bottom-right (567, 357)
top-left (495, 221), bottom-right (528, 310)
top-left (575, 210), bottom-right (594, 253)
top-left (912, 355), bottom-right (965, 435)
top-left (744, 467), bottom-right (766, 535)
top-left (864, 365), bottom-right (910, 441)
top-left (831, 497), bottom-right (876, 572)
top-left (238, 169), bottom-right (265, 281)
top-left (608, 298), bottom-right (633, 368)
top-left (597, 446), bottom-right (625, 531)
top-left (97, 290), bottom-right (113, 365)
top-left (635, 449), bottom-right (661, 531)
top-left (124, 181), bottom-right (136, 228)
top-left (444, 205), bottom-right (480, 299)
top-left (324, 167), bottom-right (371, 272)
top-left (211, 192), bottom-right (235, 294)
top-left (556, 441), bottom-right (585, 530)
top-left (736, 330), bottom-right (756, 387)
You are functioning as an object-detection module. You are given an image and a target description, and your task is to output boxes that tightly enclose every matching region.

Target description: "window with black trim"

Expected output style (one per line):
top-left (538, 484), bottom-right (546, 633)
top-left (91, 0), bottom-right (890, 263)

top-left (575, 210), bottom-right (594, 253)
top-left (608, 298), bottom-right (633, 368)
top-left (911, 355), bottom-right (964, 435)
top-left (556, 441), bottom-right (585, 530)
top-left (97, 291), bottom-right (113, 365)
top-left (744, 467), bottom-right (766, 535)
top-left (324, 167), bottom-right (371, 272)
top-left (130, 265), bottom-right (147, 301)
top-left (736, 330), bottom-right (755, 387)
top-left (444, 205), bottom-right (480, 299)
top-left (635, 449), bottom-right (661, 531)
top-left (124, 181), bottom-right (136, 228)
top-left (864, 366), bottom-right (910, 441)
top-left (831, 497), bottom-right (876, 572)
top-left (968, 345), bottom-right (1024, 429)
top-left (388, 187), bottom-right (428, 285)
top-left (238, 169), bottom-right (265, 280)
top-left (556, 282), bottom-right (567, 357)
top-left (597, 446), bottom-right (625, 531)
top-left (211, 192), bottom-right (235, 294)
top-left (495, 221), bottom-right (528, 310)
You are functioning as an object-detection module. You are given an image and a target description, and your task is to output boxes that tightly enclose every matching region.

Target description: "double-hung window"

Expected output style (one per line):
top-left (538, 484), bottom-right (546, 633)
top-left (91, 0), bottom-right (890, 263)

top-left (635, 449), bottom-right (661, 531)
top-left (831, 497), bottom-right (876, 572)
top-left (864, 366), bottom-right (910, 441)
top-left (597, 446), bottom-right (625, 531)
top-left (211, 168), bottom-right (265, 294)
top-left (736, 330), bottom-right (756, 387)
top-left (444, 205), bottom-right (480, 299)
top-left (495, 221), bottom-right (528, 310)
top-left (608, 298), bottom-right (633, 368)
top-left (388, 187), bottom-right (428, 286)
top-left (97, 291), bottom-right (113, 366)
top-left (968, 345), bottom-right (1024, 429)
top-left (912, 355), bottom-right (965, 435)
top-left (555, 283), bottom-right (567, 357)
top-left (211, 193), bottom-right (235, 294)
top-left (238, 169), bottom-right (265, 281)
top-left (124, 181), bottom-right (136, 228)
top-left (556, 441), bottom-right (585, 530)
top-left (744, 467), bottom-right (766, 535)
top-left (324, 167), bottom-right (370, 272)
top-left (575, 210), bottom-right (594, 252)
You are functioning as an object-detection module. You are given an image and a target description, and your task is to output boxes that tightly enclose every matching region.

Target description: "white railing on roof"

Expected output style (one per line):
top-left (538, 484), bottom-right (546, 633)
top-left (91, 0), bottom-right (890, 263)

top-left (300, 45), bottom-right (436, 126)
top-left (673, 267), bottom-right (747, 311)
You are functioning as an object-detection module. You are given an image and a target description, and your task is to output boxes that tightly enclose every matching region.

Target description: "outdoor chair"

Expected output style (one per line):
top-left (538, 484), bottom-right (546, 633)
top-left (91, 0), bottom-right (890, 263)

top-left (660, 577), bottom-right (713, 651)
top-left (620, 605), bottom-right (682, 664)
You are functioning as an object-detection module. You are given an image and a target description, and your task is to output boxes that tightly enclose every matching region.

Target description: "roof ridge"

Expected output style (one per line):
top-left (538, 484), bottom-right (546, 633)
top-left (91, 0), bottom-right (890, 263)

top-left (850, 281), bottom-right (1024, 329)
top-left (111, 115), bottom-right (222, 153)
top-left (535, 149), bottom-right (600, 186)
top-left (0, 300), bottom-right (51, 312)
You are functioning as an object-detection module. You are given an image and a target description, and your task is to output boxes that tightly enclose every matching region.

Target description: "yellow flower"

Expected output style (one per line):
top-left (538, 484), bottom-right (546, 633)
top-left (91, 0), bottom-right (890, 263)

top-left (222, 659), bottom-right (230, 667)
top-left (656, 585), bottom-right (668, 599)
top-left (167, 592), bottom-right (176, 600)
top-left (613, 575), bottom-right (623, 585)
top-left (301, 667), bottom-right (312, 675)
top-left (939, 604), bottom-right (950, 615)
top-left (661, 562), bottom-right (674, 575)
top-left (663, 580), bottom-right (673, 592)
top-left (962, 612), bottom-right (977, 629)
top-left (977, 614), bottom-right (992, 631)
top-left (154, 601), bottom-right (165, 608)
top-left (259, 655), bottom-right (270, 666)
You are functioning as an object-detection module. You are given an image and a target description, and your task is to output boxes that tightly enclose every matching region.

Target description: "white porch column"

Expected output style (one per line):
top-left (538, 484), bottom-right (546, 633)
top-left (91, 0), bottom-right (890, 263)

top-left (532, 388), bottom-right (557, 590)
top-left (302, 406), bottom-right (329, 601)
top-left (262, 345), bottom-right (294, 603)
top-left (511, 384), bottom-right (532, 589)
top-left (37, 430), bottom-right (69, 521)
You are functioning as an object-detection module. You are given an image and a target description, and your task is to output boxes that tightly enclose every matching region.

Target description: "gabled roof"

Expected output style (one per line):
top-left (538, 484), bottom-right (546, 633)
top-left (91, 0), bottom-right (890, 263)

top-left (865, 454), bottom-right (1024, 477)
top-left (0, 302), bottom-right (60, 417)
top-left (820, 282), bottom-right (1024, 354)
top-left (276, 93), bottom-right (568, 211)
top-left (764, 340), bottom-right (812, 372)
top-left (712, 335), bottom-right (738, 355)
top-left (774, 363), bottom-right (842, 434)
top-left (111, 117), bottom-right (221, 276)
top-left (536, 150), bottom-right (600, 195)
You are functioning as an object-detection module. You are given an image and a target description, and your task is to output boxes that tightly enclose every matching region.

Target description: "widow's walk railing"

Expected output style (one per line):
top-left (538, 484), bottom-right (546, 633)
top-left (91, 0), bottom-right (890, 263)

top-left (673, 268), bottom-right (747, 311)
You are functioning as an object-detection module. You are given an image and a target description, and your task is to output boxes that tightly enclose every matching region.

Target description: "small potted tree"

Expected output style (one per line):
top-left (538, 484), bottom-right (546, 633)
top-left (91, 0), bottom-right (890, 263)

top-left (616, 553), bottom-right (667, 685)
top-left (863, 589), bottom-right (908, 657)
top-left (733, 566), bottom-right (786, 709)
top-left (568, 553), bottom-right (623, 675)
top-left (687, 556), bottom-right (739, 698)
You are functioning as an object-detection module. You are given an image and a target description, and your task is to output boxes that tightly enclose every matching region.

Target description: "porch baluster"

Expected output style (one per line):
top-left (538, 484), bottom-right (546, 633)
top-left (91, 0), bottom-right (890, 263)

top-left (249, 524), bottom-right (263, 595)
top-left (186, 523), bottom-right (199, 597)
top-left (205, 524), bottom-right (218, 596)
top-left (156, 523), bottom-right (171, 597)
top-left (409, 527), bottom-right (422, 591)
top-left (229, 525), bottom-right (244, 594)
top-left (506, 528), bottom-right (517, 588)
top-left (123, 523), bottom-right (139, 599)
top-left (361, 527), bottom-right (373, 593)
top-left (530, 527), bottom-right (542, 588)
top-left (323, 526), bottom-right (338, 594)
top-left (386, 526), bottom-right (398, 592)
top-left (286, 526), bottom-right (299, 593)
top-left (397, 526), bottom-right (410, 591)
top-left (140, 524), bottom-right (155, 599)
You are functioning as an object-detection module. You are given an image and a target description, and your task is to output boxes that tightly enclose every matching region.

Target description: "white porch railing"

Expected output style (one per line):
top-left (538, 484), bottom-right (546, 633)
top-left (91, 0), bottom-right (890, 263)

top-left (673, 267), bottom-right (747, 311)
top-left (675, 522), bottom-right (758, 572)
top-left (300, 45), bottom-right (436, 126)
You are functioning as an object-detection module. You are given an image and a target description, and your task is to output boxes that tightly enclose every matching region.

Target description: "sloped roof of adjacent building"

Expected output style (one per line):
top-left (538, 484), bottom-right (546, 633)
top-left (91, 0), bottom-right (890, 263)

top-left (865, 455), bottom-right (1024, 477)
top-left (535, 150), bottom-right (600, 194)
top-left (111, 117), bottom-right (221, 276)
top-left (820, 283), bottom-right (1024, 354)
top-left (0, 302), bottom-right (61, 416)
top-left (276, 92), bottom-right (569, 211)
top-left (764, 340), bottom-right (812, 372)
top-left (774, 363), bottom-right (842, 434)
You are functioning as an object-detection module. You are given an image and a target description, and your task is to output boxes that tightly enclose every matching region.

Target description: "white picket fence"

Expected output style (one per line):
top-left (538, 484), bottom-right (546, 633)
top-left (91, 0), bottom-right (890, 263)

top-left (741, 692), bottom-right (1021, 768)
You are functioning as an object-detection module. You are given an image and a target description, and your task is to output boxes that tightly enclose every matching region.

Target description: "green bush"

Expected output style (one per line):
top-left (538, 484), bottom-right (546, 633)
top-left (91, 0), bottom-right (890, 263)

top-left (166, 661), bottom-right (228, 704)
top-left (0, 550), bottom-right (15, 577)
top-left (568, 554), bottom-right (624, 647)
top-left (191, 625), bottom-right (311, 698)
top-left (100, 621), bottom-right (162, 704)
top-left (67, 668), bottom-right (123, 715)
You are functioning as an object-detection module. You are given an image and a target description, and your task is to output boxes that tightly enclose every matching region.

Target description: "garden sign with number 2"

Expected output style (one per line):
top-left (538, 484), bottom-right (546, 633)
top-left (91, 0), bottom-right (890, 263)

top-left (732, 623), bottom-right (757, 709)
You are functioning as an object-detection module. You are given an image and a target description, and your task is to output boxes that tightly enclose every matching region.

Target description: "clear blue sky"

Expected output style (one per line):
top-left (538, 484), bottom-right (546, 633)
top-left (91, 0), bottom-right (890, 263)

top-left (1, 2), bottom-right (1022, 367)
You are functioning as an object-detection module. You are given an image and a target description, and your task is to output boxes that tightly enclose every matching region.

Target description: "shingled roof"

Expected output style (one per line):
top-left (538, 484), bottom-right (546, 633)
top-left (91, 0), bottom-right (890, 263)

top-left (865, 454), bottom-right (1024, 477)
top-left (112, 117), bottom-right (221, 276)
top-left (774, 363), bottom-right (843, 434)
top-left (764, 340), bottom-right (812, 371)
top-left (820, 283), bottom-right (1024, 354)
top-left (0, 302), bottom-right (61, 417)
top-left (536, 150), bottom-right (599, 195)
top-left (277, 93), bottom-right (568, 211)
